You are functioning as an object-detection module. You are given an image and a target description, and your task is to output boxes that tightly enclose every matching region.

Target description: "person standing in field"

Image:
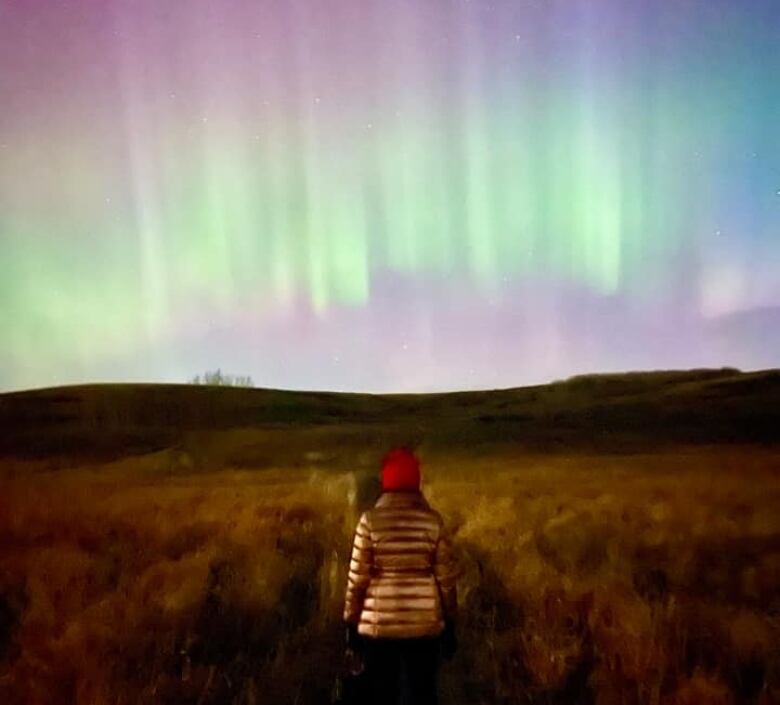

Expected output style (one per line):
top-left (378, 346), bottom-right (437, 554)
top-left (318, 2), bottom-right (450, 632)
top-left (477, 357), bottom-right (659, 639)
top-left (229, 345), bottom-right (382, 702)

top-left (342, 447), bottom-right (459, 705)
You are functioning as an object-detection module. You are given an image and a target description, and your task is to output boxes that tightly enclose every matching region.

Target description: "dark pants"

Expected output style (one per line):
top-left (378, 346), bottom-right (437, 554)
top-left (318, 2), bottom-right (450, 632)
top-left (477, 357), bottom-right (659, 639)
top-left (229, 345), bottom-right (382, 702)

top-left (363, 637), bottom-right (440, 705)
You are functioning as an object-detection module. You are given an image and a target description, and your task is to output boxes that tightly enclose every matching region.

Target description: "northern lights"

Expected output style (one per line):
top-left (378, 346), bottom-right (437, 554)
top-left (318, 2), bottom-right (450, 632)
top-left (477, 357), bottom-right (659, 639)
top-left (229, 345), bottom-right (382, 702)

top-left (1, 0), bottom-right (779, 392)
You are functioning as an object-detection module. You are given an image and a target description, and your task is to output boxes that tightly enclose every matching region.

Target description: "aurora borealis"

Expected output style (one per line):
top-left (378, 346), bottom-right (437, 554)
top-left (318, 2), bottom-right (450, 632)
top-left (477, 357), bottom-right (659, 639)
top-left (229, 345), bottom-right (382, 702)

top-left (1, 0), bottom-right (779, 393)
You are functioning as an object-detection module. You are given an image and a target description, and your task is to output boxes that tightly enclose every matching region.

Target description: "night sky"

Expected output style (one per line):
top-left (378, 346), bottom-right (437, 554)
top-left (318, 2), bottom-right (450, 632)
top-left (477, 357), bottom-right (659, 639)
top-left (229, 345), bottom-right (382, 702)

top-left (1, 0), bottom-right (779, 393)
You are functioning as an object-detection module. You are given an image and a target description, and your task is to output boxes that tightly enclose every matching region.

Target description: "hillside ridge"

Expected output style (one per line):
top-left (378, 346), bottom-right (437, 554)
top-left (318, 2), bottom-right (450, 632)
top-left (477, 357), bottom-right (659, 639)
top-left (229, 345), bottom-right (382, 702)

top-left (1, 368), bottom-right (778, 460)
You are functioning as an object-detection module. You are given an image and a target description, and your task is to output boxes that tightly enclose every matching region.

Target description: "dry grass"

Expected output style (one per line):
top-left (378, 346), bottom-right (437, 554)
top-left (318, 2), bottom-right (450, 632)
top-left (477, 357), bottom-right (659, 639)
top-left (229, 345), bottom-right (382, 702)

top-left (1, 446), bottom-right (779, 704)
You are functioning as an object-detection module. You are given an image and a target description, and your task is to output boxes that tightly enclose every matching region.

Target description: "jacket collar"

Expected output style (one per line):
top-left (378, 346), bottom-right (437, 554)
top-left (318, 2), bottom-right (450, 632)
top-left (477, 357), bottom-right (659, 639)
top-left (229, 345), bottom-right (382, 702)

top-left (375, 490), bottom-right (429, 509)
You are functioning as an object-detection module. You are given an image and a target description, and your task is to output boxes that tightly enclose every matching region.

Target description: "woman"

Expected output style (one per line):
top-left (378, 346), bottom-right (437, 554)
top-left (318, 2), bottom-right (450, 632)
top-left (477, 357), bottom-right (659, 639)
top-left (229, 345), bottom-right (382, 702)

top-left (342, 448), bottom-right (459, 705)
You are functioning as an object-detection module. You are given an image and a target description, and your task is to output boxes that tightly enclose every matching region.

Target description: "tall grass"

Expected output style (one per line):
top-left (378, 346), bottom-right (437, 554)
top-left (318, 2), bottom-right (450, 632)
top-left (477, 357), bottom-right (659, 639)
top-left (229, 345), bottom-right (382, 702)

top-left (0, 446), bottom-right (778, 704)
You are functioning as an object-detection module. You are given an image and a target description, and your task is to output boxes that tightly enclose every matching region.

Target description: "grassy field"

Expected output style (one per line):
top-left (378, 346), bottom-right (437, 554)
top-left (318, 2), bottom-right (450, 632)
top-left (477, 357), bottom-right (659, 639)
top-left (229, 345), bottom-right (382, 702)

top-left (0, 371), bottom-right (779, 704)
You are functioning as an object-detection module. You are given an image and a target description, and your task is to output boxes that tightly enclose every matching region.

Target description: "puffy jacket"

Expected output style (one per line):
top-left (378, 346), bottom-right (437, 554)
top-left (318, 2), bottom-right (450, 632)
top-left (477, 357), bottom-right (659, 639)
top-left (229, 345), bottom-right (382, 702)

top-left (343, 490), bottom-right (458, 639)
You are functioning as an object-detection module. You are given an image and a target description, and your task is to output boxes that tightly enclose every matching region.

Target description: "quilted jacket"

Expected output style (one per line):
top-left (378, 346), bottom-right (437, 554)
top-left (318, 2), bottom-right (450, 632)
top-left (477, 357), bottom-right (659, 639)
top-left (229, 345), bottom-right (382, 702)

top-left (343, 490), bottom-right (458, 639)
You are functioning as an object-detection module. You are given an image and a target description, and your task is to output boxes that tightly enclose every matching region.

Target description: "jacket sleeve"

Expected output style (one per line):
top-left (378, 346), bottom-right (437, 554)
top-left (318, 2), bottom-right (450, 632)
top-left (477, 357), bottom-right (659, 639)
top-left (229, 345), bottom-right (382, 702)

top-left (343, 511), bottom-right (373, 625)
top-left (433, 521), bottom-right (459, 622)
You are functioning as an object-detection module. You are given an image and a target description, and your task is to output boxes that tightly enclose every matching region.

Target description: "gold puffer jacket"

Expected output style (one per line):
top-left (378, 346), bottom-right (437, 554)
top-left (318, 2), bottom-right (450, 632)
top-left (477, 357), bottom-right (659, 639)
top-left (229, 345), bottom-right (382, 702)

top-left (343, 490), bottom-right (458, 639)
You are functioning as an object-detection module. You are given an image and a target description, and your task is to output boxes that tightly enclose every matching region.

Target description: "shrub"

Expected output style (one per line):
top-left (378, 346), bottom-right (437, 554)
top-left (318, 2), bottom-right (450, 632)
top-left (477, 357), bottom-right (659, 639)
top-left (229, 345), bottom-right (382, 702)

top-left (190, 370), bottom-right (254, 387)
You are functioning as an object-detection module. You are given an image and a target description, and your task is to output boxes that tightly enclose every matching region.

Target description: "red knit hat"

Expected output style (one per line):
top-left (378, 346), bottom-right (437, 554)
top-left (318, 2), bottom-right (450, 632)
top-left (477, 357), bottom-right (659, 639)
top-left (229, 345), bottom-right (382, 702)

top-left (381, 447), bottom-right (421, 492)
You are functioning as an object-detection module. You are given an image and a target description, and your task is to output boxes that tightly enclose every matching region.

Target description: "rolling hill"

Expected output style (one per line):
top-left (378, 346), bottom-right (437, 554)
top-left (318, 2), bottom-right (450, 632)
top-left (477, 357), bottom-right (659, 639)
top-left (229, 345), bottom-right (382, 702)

top-left (0, 367), bottom-right (778, 463)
